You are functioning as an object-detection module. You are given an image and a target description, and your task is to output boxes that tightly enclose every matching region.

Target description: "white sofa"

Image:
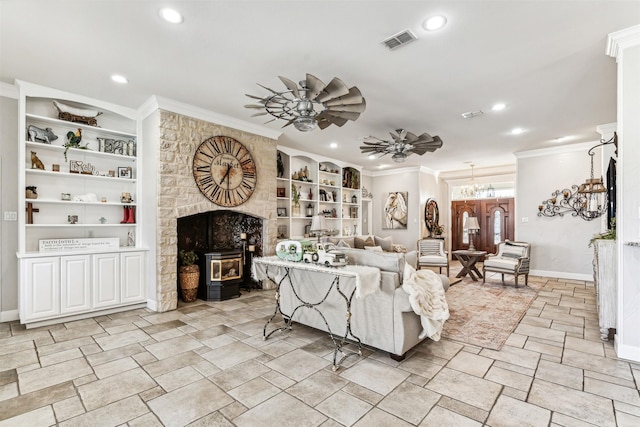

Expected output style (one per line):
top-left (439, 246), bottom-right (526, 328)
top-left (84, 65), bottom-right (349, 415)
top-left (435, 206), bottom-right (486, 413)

top-left (254, 247), bottom-right (448, 360)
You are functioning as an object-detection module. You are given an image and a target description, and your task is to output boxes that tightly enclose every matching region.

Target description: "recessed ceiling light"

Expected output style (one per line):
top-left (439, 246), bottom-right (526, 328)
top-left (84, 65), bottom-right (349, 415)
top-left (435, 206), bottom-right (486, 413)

top-left (111, 74), bottom-right (128, 84)
top-left (423, 15), bottom-right (447, 31)
top-left (491, 103), bottom-right (506, 111)
top-left (329, 142), bottom-right (338, 148)
top-left (511, 127), bottom-right (524, 135)
top-left (159, 8), bottom-right (183, 24)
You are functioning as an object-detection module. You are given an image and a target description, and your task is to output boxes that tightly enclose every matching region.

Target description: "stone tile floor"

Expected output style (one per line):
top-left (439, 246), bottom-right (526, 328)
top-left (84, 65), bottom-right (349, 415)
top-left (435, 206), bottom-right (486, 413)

top-left (1, 262), bottom-right (639, 426)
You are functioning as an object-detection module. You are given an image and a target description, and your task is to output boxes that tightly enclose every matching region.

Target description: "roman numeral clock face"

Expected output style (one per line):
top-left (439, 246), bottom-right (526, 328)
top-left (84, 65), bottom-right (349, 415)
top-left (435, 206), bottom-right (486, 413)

top-left (193, 136), bottom-right (257, 207)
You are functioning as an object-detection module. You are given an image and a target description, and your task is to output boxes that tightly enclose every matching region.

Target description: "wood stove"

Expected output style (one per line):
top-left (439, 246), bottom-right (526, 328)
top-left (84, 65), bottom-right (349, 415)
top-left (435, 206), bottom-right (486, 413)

top-left (199, 250), bottom-right (242, 301)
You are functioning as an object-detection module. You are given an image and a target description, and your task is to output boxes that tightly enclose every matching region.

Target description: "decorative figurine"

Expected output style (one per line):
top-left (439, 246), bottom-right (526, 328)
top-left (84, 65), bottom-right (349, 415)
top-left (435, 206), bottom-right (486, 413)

top-left (128, 229), bottom-right (135, 246)
top-left (121, 192), bottom-right (133, 203)
top-left (64, 128), bottom-right (84, 161)
top-left (277, 152), bottom-right (285, 178)
top-left (68, 215), bottom-right (78, 224)
top-left (30, 151), bottom-right (45, 169)
top-left (27, 125), bottom-right (58, 144)
top-left (99, 217), bottom-right (107, 224)
top-left (25, 186), bottom-right (38, 199)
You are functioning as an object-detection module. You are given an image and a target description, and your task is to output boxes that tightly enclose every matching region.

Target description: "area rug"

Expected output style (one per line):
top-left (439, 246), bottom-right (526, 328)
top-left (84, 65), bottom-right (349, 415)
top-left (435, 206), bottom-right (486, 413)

top-left (441, 279), bottom-right (542, 350)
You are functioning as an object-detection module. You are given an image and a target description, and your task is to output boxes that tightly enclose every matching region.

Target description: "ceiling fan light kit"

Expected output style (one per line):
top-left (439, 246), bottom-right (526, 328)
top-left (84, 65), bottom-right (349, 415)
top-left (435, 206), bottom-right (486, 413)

top-left (360, 129), bottom-right (443, 163)
top-left (245, 73), bottom-right (366, 132)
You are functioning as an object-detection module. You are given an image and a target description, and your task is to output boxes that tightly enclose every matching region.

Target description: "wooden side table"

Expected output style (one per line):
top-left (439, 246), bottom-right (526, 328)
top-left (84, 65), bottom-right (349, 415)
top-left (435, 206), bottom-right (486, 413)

top-left (452, 250), bottom-right (487, 281)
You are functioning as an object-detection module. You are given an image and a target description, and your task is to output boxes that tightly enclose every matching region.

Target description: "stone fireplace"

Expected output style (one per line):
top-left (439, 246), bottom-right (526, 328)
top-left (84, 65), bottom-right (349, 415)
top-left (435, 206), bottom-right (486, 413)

top-left (154, 109), bottom-right (278, 311)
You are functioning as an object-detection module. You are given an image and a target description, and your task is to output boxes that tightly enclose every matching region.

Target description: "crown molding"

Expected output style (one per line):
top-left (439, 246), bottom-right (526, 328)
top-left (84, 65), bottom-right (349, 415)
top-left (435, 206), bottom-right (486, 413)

top-left (367, 165), bottom-right (421, 177)
top-left (139, 95), bottom-right (282, 141)
top-left (606, 24), bottom-right (640, 60)
top-left (513, 141), bottom-right (598, 159)
top-left (0, 81), bottom-right (18, 99)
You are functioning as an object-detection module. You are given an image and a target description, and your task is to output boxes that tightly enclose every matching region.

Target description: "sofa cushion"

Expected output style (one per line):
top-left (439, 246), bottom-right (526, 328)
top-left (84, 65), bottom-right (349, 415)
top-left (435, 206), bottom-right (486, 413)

top-left (364, 245), bottom-right (383, 252)
top-left (337, 239), bottom-right (351, 248)
top-left (354, 236), bottom-right (375, 249)
top-left (341, 248), bottom-right (406, 279)
top-left (374, 236), bottom-right (393, 252)
top-left (484, 257), bottom-right (518, 269)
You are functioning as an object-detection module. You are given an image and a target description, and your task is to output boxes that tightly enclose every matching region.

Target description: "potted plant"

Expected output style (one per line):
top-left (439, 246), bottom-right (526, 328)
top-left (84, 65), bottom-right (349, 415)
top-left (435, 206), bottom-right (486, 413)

top-left (179, 250), bottom-right (199, 302)
top-left (291, 183), bottom-right (301, 217)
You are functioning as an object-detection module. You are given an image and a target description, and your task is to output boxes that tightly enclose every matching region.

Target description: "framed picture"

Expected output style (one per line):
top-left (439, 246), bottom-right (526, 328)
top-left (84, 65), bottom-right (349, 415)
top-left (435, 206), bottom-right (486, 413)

top-left (277, 187), bottom-right (286, 197)
top-left (277, 207), bottom-right (287, 217)
top-left (326, 191), bottom-right (333, 202)
top-left (383, 192), bottom-right (408, 229)
top-left (118, 167), bottom-right (132, 179)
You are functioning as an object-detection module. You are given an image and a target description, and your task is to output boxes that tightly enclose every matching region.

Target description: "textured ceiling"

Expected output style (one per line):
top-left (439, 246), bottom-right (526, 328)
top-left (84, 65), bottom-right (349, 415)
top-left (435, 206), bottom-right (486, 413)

top-left (2, 1), bottom-right (638, 172)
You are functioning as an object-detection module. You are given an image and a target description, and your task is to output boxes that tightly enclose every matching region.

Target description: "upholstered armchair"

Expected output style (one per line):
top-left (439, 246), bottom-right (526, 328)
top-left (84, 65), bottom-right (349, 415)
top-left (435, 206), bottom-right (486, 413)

top-left (417, 238), bottom-right (449, 276)
top-left (482, 241), bottom-right (531, 287)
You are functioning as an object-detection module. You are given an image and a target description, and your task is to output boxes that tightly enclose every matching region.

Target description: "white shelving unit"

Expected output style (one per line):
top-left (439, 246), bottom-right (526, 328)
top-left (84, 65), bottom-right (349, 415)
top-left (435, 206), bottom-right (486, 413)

top-left (16, 80), bottom-right (147, 327)
top-left (276, 147), bottom-right (362, 241)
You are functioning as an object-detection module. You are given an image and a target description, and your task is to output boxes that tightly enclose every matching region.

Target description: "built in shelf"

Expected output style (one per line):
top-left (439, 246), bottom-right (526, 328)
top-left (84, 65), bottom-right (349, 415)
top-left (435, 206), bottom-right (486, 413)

top-left (26, 223), bottom-right (137, 228)
top-left (25, 199), bottom-right (136, 207)
top-left (26, 113), bottom-right (136, 138)
top-left (26, 169), bottom-right (137, 182)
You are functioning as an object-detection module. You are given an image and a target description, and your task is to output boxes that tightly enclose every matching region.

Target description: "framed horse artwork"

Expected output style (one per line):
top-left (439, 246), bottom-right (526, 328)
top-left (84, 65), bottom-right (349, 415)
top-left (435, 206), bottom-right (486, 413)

top-left (383, 192), bottom-right (408, 229)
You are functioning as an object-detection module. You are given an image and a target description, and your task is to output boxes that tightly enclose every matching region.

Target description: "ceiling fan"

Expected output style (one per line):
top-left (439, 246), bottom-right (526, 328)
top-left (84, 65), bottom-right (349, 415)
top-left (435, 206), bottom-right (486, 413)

top-left (245, 73), bottom-right (366, 132)
top-left (360, 129), bottom-right (443, 162)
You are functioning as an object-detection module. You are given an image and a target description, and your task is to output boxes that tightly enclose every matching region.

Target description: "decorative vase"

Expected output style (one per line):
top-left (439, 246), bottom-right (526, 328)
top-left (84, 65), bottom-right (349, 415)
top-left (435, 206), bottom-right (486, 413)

top-left (179, 264), bottom-right (200, 302)
top-left (292, 203), bottom-right (301, 217)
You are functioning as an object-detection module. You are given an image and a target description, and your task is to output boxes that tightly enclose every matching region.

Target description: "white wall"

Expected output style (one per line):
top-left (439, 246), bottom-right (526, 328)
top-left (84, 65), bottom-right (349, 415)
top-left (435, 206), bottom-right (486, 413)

top-left (368, 167), bottom-right (439, 250)
top-left (0, 84), bottom-right (19, 321)
top-left (516, 144), bottom-right (603, 280)
top-left (371, 168), bottom-right (421, 249)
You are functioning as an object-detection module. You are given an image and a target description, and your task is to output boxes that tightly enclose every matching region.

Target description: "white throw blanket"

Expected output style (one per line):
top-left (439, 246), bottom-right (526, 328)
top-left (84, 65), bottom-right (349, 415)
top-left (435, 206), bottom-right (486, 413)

top-left (344, 265), bottom-right (381, 298)
top-left (402, 263), bottom-right (449, 340)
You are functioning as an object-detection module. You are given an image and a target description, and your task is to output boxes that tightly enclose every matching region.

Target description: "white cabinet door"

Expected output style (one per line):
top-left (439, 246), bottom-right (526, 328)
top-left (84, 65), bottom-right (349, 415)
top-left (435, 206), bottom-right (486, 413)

top-left (22, 257), bottom-right (60, 321)
top-left (60, 255), bottom-right (91, 315)
top-left (120, 252), bottom-right (146, 304)
top-left (93, 253), bottom-right (120, 309)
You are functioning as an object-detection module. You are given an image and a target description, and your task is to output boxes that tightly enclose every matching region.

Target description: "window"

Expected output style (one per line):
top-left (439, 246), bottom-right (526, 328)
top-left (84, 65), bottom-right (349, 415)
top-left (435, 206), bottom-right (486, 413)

top-left (494, 211), bottom-right (501, 244)
top-left (462, 211), bottom-right (469, 244)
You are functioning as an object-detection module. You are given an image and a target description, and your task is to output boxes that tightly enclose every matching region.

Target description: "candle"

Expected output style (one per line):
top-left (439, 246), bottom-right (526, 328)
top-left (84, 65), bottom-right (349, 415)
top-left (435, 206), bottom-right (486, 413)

top-left (249, 245), bottom-right (256, 252)
top-left (241, 233), bottom-right (247, 240)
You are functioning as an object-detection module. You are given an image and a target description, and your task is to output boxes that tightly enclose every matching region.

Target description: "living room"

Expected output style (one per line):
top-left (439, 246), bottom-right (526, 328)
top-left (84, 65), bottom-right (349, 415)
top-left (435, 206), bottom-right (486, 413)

top-left (1, 1), bottom-right (640, 425)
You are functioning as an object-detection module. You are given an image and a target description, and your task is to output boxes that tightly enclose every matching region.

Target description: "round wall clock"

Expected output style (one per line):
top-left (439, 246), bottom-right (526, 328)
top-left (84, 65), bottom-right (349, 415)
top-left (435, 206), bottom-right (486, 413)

top-left (192, 136), bottom-right (257, 207)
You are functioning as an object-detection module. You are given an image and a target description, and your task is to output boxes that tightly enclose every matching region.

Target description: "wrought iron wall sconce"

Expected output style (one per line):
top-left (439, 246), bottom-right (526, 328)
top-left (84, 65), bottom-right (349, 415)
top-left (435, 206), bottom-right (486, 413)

top-left (537, 133), bottom-right (617, 221)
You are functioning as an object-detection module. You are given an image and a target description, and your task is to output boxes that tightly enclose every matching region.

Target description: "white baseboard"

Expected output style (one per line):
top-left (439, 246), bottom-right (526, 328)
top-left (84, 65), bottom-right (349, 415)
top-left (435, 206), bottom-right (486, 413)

top-left (0, 309), bottom-right (20, 323)
top-left (146, 299), bottom-right (158, 312)
top-left (530, 269), bottom-right (593, 282)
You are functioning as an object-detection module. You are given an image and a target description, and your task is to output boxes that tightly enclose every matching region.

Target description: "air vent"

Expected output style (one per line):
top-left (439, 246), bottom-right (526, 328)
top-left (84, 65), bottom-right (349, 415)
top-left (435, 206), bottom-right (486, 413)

top-left (382, 29), bottom-right (417, 50)
top-left (461, 110), bottom-right (485, 119)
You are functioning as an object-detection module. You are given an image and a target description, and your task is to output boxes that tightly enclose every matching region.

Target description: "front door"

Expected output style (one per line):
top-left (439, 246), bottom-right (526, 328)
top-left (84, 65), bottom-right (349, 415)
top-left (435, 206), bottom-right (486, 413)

top-left (451, 198), bottom-right (515, 253)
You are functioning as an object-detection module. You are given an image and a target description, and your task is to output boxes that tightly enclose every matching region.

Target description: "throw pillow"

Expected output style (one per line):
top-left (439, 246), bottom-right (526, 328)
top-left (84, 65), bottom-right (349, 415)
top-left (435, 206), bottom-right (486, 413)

top-left (337, 239), bottom-right (351, 248)
top-left (374, 235), bottom-right (393, 252)
top-left (354, 236), bottom-right (375, 249)
top-left (364, 245), bottom-right (383, 252)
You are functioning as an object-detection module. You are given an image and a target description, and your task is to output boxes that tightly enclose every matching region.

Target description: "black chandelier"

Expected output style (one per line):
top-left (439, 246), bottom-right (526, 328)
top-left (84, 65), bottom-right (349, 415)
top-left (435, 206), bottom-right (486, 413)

top-left (538, 133), bottom-right (617, 221)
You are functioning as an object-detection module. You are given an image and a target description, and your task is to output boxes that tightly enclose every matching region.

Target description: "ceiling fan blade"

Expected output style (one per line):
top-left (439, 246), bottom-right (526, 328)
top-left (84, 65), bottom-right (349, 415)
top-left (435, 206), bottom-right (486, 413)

top-left (304, 74), bottom-right (326, 100)
top-left (278, 76), bottom-right (300, 98)
top-left (256, 83), bottom-right (282, 95)
top-left (317, 113), bottom-right (349, 127)
top-left (324, 103), bottom-right (365, 113)
top-left (244, 104), bottom-right (265, 108)
top-left (324, 87), bottom-right (364, 107)
top-left (323, 110), bottom-right (361, 121)
top-left (315, 77), bottom-right (350, 103)
top-left (415, 132), bottom-right (434, 143)
top-left (250, 112), bottom-right (269, 117)
top-left (404, 132), bottom-right (420, 142)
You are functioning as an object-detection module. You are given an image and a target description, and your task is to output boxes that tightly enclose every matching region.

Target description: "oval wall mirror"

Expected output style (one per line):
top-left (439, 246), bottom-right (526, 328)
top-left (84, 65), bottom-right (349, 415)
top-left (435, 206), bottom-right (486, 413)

top-left (424, 198), bottom-right (439, 236)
